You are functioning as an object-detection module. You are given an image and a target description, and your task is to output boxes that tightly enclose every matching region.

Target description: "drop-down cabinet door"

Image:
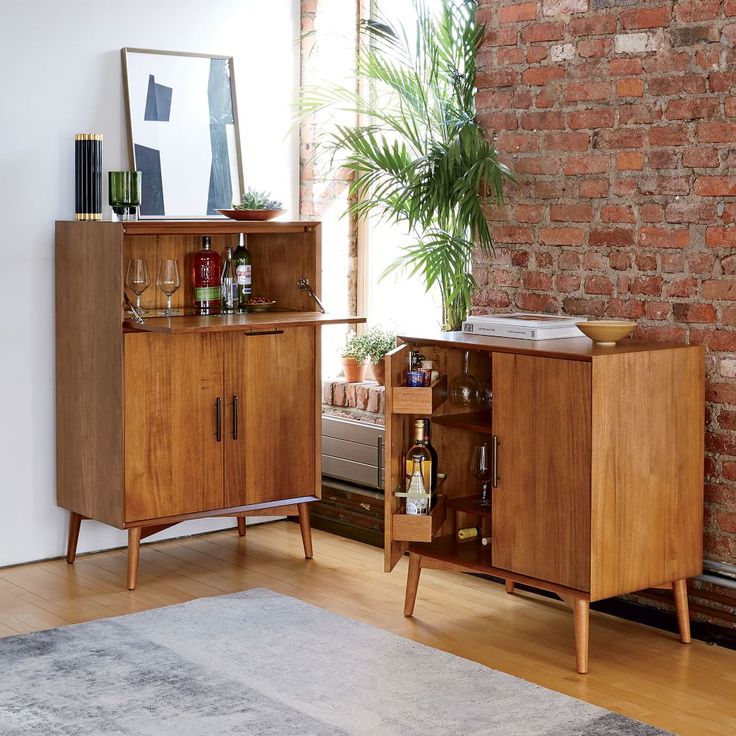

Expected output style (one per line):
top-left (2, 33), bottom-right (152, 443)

top-left (124, 332), bottom-right (225, 521)
top-left (224, 327), bottom-right (317, 507)
top-left (492, 352), bottom-right (592, 592)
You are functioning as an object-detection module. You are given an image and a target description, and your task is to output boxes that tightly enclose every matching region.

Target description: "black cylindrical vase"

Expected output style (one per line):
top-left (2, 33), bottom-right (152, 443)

top-left (74, 133), bottom-right (103, 221)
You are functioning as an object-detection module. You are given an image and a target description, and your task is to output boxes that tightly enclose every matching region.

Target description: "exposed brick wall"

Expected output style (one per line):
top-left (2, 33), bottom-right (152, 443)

top-left (474, 1), bottom-right (736, 569)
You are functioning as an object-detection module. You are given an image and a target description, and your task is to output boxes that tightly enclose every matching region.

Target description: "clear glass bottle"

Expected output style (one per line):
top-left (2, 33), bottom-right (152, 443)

top-left (405, 419), bottom-right (433, 510)
top-left (221, 246), bottom-right (236, 314)
top-left (232, 233), bottom-right (252, 311)
top-left (406, 456), bottom-right (429, 515)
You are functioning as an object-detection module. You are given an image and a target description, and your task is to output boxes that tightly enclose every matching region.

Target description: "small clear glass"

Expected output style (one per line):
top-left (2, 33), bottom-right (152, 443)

top-left (157, 259), bottom-right (181, 316)
top-left (449, 351), bottom-right (481, 408)
top-left (126, 258), bottom-right (149, 313)
top-left (470, 442), bottom-right (493, 507)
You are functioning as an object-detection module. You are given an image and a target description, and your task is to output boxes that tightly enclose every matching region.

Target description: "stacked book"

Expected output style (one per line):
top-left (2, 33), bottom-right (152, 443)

top-left (461, 313), bottom-right (587, 341)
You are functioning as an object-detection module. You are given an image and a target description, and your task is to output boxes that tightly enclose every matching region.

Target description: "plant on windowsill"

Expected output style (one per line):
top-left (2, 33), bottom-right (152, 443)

top-left (298, 0), bottom-right (514, 331)
top-left (341, 331), bottom-right (370, 383)
top-left (362, 326), bottom-right (396, 385)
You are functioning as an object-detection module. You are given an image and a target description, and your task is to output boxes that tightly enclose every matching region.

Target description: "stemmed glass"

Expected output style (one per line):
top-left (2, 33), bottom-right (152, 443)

top-left (470, 442), bottom-right (493, 507)
top-left (126, 259), bottom-right (149, 313)
top-left (157, 259), bottom-right (180, 316)
top-left (449, 351), bottom-right (481, 408)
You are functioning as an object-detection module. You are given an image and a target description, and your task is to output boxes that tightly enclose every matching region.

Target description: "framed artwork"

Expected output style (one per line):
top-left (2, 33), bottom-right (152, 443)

top-left (122, 48), bottom-right (244, 218)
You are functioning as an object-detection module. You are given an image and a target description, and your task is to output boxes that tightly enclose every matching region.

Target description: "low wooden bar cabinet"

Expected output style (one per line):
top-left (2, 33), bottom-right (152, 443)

top-left (56, 219), bottom-right (362, 589)
top-left (384, 331), bottom-right (704, 673)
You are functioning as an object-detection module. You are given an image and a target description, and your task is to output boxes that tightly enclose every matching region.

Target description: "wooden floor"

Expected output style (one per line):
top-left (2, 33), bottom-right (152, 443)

top-left (1, 521), bottom-right (735, 735)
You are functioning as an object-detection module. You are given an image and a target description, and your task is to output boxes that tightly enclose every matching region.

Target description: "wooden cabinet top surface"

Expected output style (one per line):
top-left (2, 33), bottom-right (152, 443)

top-left (398, 330), bottom-right (703, 361)
top-left (57, 219), bottom-right (320, 236)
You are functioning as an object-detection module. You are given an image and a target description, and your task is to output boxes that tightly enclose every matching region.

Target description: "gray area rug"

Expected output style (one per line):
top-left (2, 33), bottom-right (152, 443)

top-left (0, 588), bottom-right (670, 735)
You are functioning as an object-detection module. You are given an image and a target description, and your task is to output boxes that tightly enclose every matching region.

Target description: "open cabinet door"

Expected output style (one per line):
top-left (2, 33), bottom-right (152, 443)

top-left (384, 342), bottom-right (411, 571)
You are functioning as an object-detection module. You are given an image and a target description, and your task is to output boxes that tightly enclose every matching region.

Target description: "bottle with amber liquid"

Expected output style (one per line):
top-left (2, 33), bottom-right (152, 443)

top-left (192, 236), bottom-right (221, 315)
top-left (405, 419), bottom-right (434, 509)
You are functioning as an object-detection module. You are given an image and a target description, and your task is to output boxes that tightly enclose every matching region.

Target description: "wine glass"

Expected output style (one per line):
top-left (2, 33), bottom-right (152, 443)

top-left (470, 442), bottom-right (493, 507)
top-left (126, 259), bottom-right (149, 313)
top-left (157, 259), bottom-right (180, 316)
top-left (449, 351), bottom-right (481, 408)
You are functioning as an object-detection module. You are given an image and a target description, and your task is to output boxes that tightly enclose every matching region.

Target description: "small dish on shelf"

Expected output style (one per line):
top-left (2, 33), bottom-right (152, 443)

top-left (244, 299), bottom-right (277, 312)
top-left (216, 209), bottom-right (286, 221)
top-left (575, 320), bottom-right (636, 346)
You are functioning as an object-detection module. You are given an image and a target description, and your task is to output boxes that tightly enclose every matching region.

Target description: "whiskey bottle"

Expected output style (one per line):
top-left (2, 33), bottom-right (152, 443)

top-left (405, 419), bottom-right (433, 502)
top-left (232, 233), bottom-right (252, 311)
top-left (221, 246), bottom-right (236, 314)
top-left (192, 236), bottom-right (221, 315)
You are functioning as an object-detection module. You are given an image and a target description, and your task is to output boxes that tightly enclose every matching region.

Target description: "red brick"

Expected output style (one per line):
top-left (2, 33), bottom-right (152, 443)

top-left (491, 225), bottom-right (536, 244)
top-left (550, 204), bottom-right (594, 222)
top-left (516, 292), bottom-right (560, 312)
top-left (567, 109), bottom-right (615, 129)
top-left (577, 38), bottom-right (613, 58)
top-left (637, 175), bottom-right (690, 196)
top-left (703, 280), bottom-right (736, 300)
top-left (640, 203), bottom-right (664, 223)
top-left (579, 179), bottom-right (609, 197)
top-left (555, 274), bottom-right (581, 292)
top-left (728, 0), bottom-right (736, 15)
top-left (515, 156), bottom-right (560, 174)
top-left (493, 269), bottom-right (522, 287)
top-left (617, 152), bottom-right (644, 171)
top-left (484, 27), bottom-right (518, 46)
top-left (634, 325), bottom-right (689, 343)
top-left (709, 72), bottom-right (734, 94)
top-left (482, 69), bottom-right (518, 88)
top-left (630, 276), bottom-right (663, 296)
top-left (535, 252), bottom-right (554, 268)
top-left (477, 112), bottom-right (518, 130)
top-left (648, 76), bottom-right (684, 96)
top-left (602, 205), bottom-right (635, 224)
top-left (645, 301), bottom-right (672, 320)
top-left (570, 15), bottom-right (616, 36)
top-left (527, 46), bottom-right (549, 63)
top-left (621, 6), bottom-right (672, 29)
top-left (637, 253), bottom-right (659, 271)
top-left (540, 227), bottom-right (585, 246)
top-left (618, 104), bottom-right (662, 126)
top-left (563, 154), bottom-right (609, 175)
top-left (644, 52), bottom-right (690, 74)
top-left (706, 227), bottom-right (736, 248)
top-left (511, 251), bottom-right (531, 267)
top-left (683, 74), bottom-right (707, 94)
top-left (689, 253), bottom-right (717, 273)
top-left (682, 148), bottom-right (720, 168)
top-left (695, 177), bottom-right (736, 196)
top-left (565, 81), bottom-right (611, 102)
top-left (667, 278), bottom-right (698, 298)
top-left (520, 111), bottom-right (565, 130)
top-left (496, 132), bottom-right (540, 152)
top-left (521, 22), bottom-right (564, 43)
top-left (724, 24), bottom-right (736, 45)
top-left (665, 200), bottom-right (717, 223)
top-left (522, 66), bottom-right (566, 85)
top-left (675, 0), bottom-right (721, 22)
top-left (698, 122), bottom-right (736, 143)
top-left (717, 511), bottom-right (736, 534)
top-left (559, 251), bottom-right (581, 270)
top-left (617, 79), bottom-right (644, 98)
top-left (495, 47), bottom-right (526, 65)
top-left (674, 303), bottom-right (717, 323)
top-left (609, 58), bottom-right (644, 76)
top-left (607, 299), bottom-right (645, 319)
top-left (648, 150), bottom-right (679, 169)
top-left (543, 132), bottom-right (590, 150)
top-left (584, 275), bottom-right (613, 295)
top-left (515, 204), bottom-right (544, 223)
top-left (639, 227), bottom-right (690, 248)
top-left (499, 2), bottom-right (537, 23)
top-left (706, 432), bottom-right (736, 456)
top-left (589, 228), bottom-right (635, 247)
top-left (649, 125), bottom-right (690, 146)
top-left (583, 251), bottom-right (607, 270)
top-left (666, 98), bottom-right (721, 121)
top-left (535, 179), bottom-right (580, 198)
top-left (696, 48), bottom-right (722, 70)
top-left (535, 88), bottom-right (557, 108)
top-left (726, 97), bottom-right (736, 116)
top-left (597, 129), bottom-right (645, 149)
top-left (609, 252), bottom-right (632, 271)
top-left (523, 271), bottom-right (553, 290)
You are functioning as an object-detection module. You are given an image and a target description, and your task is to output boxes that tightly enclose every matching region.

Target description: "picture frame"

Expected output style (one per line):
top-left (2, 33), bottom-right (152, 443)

top-left (121, 47), bottom-right (244, 219)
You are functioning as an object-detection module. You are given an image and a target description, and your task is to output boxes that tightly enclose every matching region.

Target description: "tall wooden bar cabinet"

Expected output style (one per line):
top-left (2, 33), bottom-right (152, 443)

top-left (56, 219), bottom-right (362, 589)
top-left (384, 331), bottom-right (705, 673)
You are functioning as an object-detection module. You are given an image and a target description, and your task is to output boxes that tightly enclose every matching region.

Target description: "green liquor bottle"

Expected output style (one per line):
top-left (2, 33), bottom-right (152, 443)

top-left (232, 233), bottom-right (252, 311)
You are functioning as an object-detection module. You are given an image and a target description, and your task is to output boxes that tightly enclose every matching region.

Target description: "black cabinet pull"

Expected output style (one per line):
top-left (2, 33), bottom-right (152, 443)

top-left (232, 395), bottom-right (239, 439)
top-left (215, 398), bottom-right (222, 442)
top-left (243, 329), bottom-right (284, 337)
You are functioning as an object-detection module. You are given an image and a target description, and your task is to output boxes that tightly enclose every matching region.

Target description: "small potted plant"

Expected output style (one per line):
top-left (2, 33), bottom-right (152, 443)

top-left (362, 326), bottom-right (396, 385)
top-left (341, 331), bottom-right (369, 383)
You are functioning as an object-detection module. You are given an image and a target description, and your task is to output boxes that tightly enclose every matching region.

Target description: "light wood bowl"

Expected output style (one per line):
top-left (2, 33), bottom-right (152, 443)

top-left (575, 320), bottom-right (636, 346)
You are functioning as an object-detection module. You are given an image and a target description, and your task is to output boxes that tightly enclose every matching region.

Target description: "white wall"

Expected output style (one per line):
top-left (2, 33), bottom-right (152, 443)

top-left (0, 0), bottom-right (300, 567)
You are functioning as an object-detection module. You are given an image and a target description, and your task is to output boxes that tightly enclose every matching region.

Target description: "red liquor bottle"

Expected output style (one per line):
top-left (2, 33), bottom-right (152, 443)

top-left (192, 236), bottom-right (221, 315)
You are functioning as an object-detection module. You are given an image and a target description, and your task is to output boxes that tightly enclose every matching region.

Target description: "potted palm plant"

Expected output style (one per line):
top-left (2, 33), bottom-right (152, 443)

top-left (299, 0), bottom-right (514, 330)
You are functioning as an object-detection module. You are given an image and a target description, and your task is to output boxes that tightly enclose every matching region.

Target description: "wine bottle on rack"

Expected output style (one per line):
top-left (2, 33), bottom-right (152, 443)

top-left (221, 246), bottom-right (236, 314)
top-left (457, 527), bottom-right (491, 545)
top-left (422, 418), bottom-right (439, 491)
top-left (233, 233), bottom-right (252, 311)
top-left (405, 456), bottom-right (429, 515)
top-left (192, 236), bottom-right (221, 315)
top-left (405, 419), bottom-right (433, 497)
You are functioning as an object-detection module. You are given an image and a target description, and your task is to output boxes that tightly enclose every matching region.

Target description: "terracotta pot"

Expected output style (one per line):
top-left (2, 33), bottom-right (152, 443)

top-left (370, 357), bottom-right (386, 386)
top-left (342, 356), bottom-right (367, 383)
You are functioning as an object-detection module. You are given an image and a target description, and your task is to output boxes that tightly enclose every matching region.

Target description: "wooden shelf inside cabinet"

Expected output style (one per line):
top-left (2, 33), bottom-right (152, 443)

top-left (392, 375), bottom-right (447, 415)
top-left (409, 535), bottom-right (491, 572)
top-left (445, 494), bottom-right (494, 519)
top-left (432, 410), bottom-right (492, 433)
top-left (392, 494), bottom-right (447, 543)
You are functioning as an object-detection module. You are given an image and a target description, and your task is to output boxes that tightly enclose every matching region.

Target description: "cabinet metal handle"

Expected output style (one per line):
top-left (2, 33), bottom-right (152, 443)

top-left (232, 395), bottom-right (239, 440)
top-left (215, 398), bottom-right (222, 442)
top-left (492, 435), bottom-right (500, 488)
top-left (243, 329), bottom-right (284, 337)
top-left (376, 436), bottom-right (383, 489)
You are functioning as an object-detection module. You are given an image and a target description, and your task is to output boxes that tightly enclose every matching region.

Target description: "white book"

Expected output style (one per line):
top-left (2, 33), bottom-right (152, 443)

top-left (462, 313), bottom-right (587, 341)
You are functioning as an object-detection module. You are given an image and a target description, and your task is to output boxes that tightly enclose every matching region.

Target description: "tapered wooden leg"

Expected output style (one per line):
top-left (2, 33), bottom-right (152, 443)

top-left (236, 516), bottom-right (246, 537)
top-left (673, 579), bottom-right (691, 644)
top-left (127, 527), bottom-right (141, 591)
top-left (66, 512), bottom-right (83, 564)
top-left (297, 503), bottom-right (313, 559)
top-left (573, 598), bottom-right (590, 674)
top-left (404, 553), bottom-right (422, 617)
top-left (505, 580), bottom-right (515, 594)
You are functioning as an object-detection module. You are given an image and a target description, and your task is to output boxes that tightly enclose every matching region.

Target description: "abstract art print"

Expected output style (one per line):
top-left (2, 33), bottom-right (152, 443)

top-left (122, 48), bottom-right (243, 218)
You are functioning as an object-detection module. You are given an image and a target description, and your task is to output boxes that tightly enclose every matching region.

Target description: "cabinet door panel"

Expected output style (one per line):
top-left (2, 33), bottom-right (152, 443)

top-left (124, 333), bottom-right (224, 521)
top-left (225, 328), bottom-right (316, 506)
top-left (492, 353), bottom-right (591, 591)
